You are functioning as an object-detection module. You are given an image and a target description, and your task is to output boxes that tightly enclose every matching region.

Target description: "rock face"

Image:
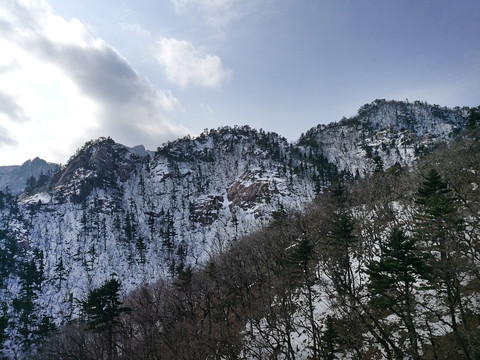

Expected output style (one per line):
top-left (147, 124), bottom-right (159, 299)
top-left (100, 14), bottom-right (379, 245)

top-left (55, 137), bottom-right (140, 188)
top-left (193, 195), bottom-right (224, 225)
top-left (0, 99), bottom-right (476, 358)
top-left (227, 170), bottom-right (277, 211)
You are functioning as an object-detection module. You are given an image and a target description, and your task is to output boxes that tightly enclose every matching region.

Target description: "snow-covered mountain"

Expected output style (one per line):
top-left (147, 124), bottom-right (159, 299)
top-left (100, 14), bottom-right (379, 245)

top-left (0, 99), bottom-right (475, 357)
top-left (299, 99), bottom-right (469, 176)
top-left (0, 157), bottom-right (59, 195)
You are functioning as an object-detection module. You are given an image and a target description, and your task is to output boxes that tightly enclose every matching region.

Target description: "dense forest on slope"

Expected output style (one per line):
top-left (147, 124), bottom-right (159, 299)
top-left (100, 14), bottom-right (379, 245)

top-left (34, 127), bottom-right (480, 359)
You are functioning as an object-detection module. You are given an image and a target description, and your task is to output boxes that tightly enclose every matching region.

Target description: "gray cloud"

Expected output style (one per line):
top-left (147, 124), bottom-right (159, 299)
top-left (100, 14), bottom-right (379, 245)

top-left (31, 38), bottom-right (146, 105)
top-left (0, 0), bottom-right (43, 35)
top-left (39, 41), bottom-right (188, 148)
top-left (0, 60), bottom-right (21, 74)
top-left (2, 0), bottom-right (187, 150)
top-left (0, 124), bottom-right (17, 147)
top-left (0, 92), bottom-right (29, 122)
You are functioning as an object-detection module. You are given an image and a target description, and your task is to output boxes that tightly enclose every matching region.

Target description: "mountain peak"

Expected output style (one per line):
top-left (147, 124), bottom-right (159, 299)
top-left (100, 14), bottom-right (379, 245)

top-left (54, 137), bottom-right (142, 201)
top-left (0, 157), bottom-right (59, 195)
top-left (299, 99), bottom-right (470, 176)
top-left (351, 99), bottom-right (468, 132)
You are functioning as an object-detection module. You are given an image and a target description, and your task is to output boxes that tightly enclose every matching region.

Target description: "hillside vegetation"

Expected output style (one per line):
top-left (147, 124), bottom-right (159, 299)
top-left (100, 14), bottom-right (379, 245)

top-left (0, 99), bottom-right (479, 358)
top-left (36, 128), bottom-right (480, 359)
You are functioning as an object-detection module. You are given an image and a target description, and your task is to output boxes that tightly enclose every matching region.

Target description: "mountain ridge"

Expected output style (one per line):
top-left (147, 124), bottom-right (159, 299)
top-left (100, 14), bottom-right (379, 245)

top-left (0, 99), bottom-right (473, 195)
top-left (0, 99), bottom-right (478, 358)
top-left (298, 99), bottom-right (469, 176)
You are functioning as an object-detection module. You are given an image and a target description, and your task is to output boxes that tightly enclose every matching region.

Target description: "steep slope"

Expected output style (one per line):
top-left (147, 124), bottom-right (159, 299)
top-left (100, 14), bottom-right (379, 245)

top-left (36, 127), bottom-right (480, 360)
top-left (238, 132), bottom-right (480, 359)
top-left (0, 127), bottom-right (325, 357)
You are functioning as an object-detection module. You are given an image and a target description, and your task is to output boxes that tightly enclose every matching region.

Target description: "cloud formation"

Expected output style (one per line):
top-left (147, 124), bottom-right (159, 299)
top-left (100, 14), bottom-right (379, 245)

top-left (170, 0), bottom-right (275, 38)
top-left (171, 0), bottom-right (241, 36)
top-left (0, 0), bottom-right (187, 164)
top-left (0, 124), bottom-right (17, 147)
top-left (0, 92), bottom-right (29, 122)
top-left (156, 37), bottom-right (232, 89)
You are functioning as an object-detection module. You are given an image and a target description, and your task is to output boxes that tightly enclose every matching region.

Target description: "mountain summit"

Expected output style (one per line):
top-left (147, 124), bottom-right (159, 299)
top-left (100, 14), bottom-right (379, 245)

top-left (299, 99), bottom-right (468, 176)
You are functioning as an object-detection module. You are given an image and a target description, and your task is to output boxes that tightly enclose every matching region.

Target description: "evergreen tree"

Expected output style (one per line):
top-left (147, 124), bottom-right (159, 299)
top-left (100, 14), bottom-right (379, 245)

top-left (0, 191), bottom-right (5, 210)
top-left (324, 209), bottom-right (404, 359)
top-left (414, 169), bottom-right (476, 359)
top-left (373, 155), bottom-right (384, 173)
top-left (36, 316), bottom-right (56, 343)
top-left (286, 236), bottom-right (319, 359)
top-left (415, 169), bottom-right (456, 218)
top-left (24, 176), bottom-right (37, 195)
top-left (0, 230), bottom-right (18, 285)
top-left (319, 315), bottom-right (339, 360)
top-left (82, 279), bottom-right (130, 360)
top-left (467, 108), bottom-right (480, 130)
top-left (327, 213), bottom-right (357, 295)
top-left (367, 228), bottom-right (431, 359)
top-left (0, 303), bottom-right (7, 356)
top-left (53, 257), bottom-right (67, 289)
top-left (11, 253), bottom-right (45, 353)
top-left (135, 236), bottom-right (147, 264)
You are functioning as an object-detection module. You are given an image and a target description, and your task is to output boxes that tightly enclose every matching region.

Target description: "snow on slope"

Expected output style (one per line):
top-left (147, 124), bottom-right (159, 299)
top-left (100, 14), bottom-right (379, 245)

top-left (299, 99), bottom-right (468, 176)
top-left (0, 100), bottom-right (474, 357)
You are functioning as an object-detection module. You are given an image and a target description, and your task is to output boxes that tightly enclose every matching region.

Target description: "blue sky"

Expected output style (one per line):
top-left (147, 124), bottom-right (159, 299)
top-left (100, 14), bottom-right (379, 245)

top-left (0, 0), bottom-right (479, 165)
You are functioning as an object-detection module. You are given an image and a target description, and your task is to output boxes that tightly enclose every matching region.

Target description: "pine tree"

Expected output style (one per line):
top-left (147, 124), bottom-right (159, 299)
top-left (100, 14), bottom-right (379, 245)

top-left (373, 155), bottom-right (384, 173)
top-left (135, 236), bottom-right (147, 264)
top-left (415, 169), bottom-right (456, 219)
top-left (327, 213), bottom-right (357, 296)
top-left (12, 253), bottom-right (45, 353)
top-left (367, 228), bottom-right (431, 359)
top-left (24, 176), bottom-right (37, 195)
top-left (0, 191), bottom-right (5, 210)
top-left (286, 236), bottom-right (319, 359)
top-left (319, 315), bottom-right (339, 360)
top-left (0, 303), bottom-right (7, 356)
top-left (0, 230), bottom-right (18, 286)
top-left (323, 209), bottom-right (404, 359)
top-left (82, 279), bottom-right (130, 360)
top-left (414, 169), bottom-right (476, 359)
top-left (467, 108), bottom-right (480, 130)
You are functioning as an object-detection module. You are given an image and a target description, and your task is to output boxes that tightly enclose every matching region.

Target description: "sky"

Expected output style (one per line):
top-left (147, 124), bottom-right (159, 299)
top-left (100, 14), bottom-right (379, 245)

top-left (0, 0), bottom-right (479, 166)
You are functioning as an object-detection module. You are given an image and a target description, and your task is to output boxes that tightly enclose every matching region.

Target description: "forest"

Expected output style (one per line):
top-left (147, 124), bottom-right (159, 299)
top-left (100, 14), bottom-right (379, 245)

top-left (30, 128), bottom-right (480, 359)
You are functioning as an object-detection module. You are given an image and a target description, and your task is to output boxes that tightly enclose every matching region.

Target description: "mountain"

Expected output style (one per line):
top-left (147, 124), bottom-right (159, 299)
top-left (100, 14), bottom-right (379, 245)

top-left (0, 157), bottom-right (59, 195)
top-left (86, 129), bottom-right (477, 360)
top-left (298, 99), bottom-right (469, 176)
top-left (0, 99), bottom-right (477, 358)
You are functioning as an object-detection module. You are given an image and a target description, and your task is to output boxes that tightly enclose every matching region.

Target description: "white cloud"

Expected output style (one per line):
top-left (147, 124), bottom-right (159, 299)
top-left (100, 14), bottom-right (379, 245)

top-left (170, 0), bottom-right (276, 38)
top-left (171, 0), bottom-right (240, 36)
top-left (0, 0), bottom-right (188, 165)
top-left (156, 37), bottom-right (232, 89)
